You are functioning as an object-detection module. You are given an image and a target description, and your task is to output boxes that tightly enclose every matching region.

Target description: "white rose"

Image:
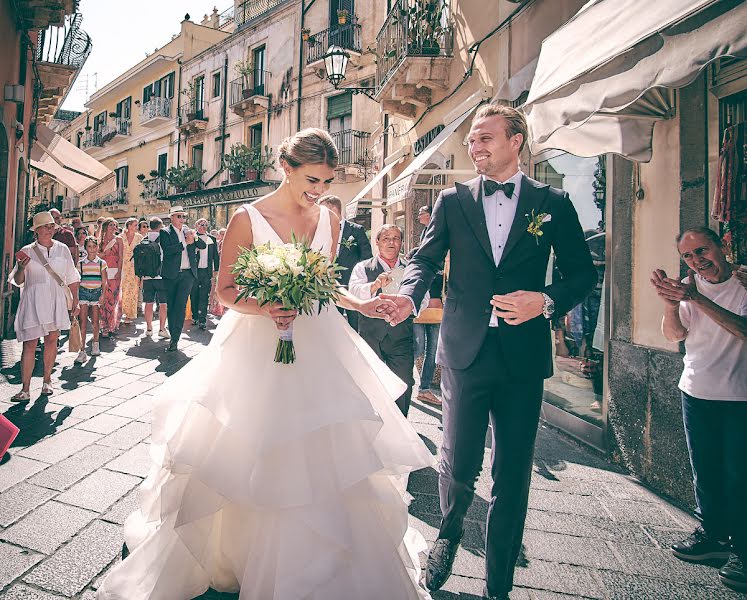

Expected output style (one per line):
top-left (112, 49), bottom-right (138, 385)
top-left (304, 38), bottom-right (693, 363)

top-left (289, 264), bottom-right (304, 277)
top-left (257, 254), bottom-right (282, 273)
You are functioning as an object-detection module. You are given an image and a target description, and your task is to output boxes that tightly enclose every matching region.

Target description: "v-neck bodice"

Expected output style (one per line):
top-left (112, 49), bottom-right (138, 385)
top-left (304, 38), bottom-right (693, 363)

top-left (244, 203), bottom-right (333, 258)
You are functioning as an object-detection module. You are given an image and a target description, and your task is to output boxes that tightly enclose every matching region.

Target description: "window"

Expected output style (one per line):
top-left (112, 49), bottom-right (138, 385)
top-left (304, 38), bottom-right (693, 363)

top-left (212, 71), bottom-right (222, 99)
top-left (116, 97), bottom-right (132, 119)
top-left (143, 72), bottom-right (175, 104)
top-left (249, 123), bottom-right (263, 152)
top-left (76, 131), bottom-right (83, 148)
top-left (327, 92), bottom-right (352, 163)
top-left (93, 111), bottom-right (107, 131)
top-left (252, 46), bottom-right (265, 94)
top-left (115, 165), bottom-right (129, 189)
top-left (329, 0), bottom-right (354, 29)
top-left (157, 153), bottom-right (168, 177)
top-left (193, 76), bottom-right (205, 116)
top-left (192, 144), bottom-right (204, 172)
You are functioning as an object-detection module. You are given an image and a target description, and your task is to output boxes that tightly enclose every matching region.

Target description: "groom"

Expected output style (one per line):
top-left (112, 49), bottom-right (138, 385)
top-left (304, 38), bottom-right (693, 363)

top-left (381, 104), bottom-right (596, 599)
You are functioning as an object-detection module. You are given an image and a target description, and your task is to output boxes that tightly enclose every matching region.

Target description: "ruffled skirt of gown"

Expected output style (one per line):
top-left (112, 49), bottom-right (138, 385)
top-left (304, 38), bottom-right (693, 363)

top-left (96, 305), bottom-right (435, 600)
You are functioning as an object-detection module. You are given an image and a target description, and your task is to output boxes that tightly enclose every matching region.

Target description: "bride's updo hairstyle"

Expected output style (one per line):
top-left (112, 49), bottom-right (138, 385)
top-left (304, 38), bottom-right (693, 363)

top-left (278, 128), bottom-right (339, 170)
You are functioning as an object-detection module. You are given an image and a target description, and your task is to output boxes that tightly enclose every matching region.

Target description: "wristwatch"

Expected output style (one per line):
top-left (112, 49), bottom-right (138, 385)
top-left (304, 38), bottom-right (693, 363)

top-left (541, 293), bottom-right (555, 319)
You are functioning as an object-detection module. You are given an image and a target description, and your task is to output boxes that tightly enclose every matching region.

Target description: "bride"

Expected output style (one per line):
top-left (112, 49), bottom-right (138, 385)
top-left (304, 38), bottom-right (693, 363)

top-left (97, 129), bottom-right (435, 600)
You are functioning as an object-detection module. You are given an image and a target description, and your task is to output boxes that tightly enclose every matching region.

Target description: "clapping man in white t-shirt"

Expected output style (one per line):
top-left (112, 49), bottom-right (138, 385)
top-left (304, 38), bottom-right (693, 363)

top-left (651, 226), bottom-right (747, 594)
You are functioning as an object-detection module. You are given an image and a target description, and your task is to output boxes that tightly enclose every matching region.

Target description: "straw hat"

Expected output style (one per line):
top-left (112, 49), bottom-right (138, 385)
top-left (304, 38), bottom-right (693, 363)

top-left (31, 212), bottom-right (55, 231)
top-left (169, 205), bottom-right (187, 216)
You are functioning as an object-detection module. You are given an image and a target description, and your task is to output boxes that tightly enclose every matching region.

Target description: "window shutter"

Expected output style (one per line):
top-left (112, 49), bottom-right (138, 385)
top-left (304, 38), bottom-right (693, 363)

top-left (168, 72), bottom-right (175, 98)
top-left (143, 85), bottom-right (151, 103)
top-left (327, 92), bottom-right (352, 120)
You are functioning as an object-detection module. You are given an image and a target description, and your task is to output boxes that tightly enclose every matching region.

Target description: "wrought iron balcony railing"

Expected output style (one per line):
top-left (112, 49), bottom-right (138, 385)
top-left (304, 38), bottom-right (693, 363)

top-left (82, 130), bottom-right (103, 149)
top-left (229, 72), bottom-right (271, 106)
top-left (141, 97), bottom-right (172, 121)
top-left (179, 99), bottom-right (207, 124)
top-left (98, 188), bottom-right (128, 208)
top-left (35, 12), bottom-right (92, 70)
top-left (142, 177), bottom-right (168, 199)
top-left (234, 0), bottom-right (290, 27)
top-left (375, 0), bottom-right (453, 91)
top-left (112, 117), bottom-right (131, 136)
top-left (306, 19), bottom-right (362, 65)
top-left (329, 129), bottom-right (371, 166)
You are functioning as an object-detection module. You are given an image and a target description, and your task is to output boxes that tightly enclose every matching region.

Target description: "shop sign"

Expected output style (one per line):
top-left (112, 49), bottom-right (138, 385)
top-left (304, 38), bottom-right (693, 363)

top-left (174, 184), bottom-right (277, 208)
top-left (414, 124), bottom-right (445, 156)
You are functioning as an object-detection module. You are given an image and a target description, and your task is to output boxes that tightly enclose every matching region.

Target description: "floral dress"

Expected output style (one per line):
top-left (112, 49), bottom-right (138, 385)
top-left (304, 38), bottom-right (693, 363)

top-left (120, 232), bottom-right (143, 321)
top-left (100, 237), bottom-right (122, 334)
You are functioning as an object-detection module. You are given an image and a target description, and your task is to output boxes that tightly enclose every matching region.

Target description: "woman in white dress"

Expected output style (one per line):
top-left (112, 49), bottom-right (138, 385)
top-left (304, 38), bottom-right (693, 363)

top-left (9, 211), bottom-right (81, 402)
top-left (97, 129), bottom-right (435, 600)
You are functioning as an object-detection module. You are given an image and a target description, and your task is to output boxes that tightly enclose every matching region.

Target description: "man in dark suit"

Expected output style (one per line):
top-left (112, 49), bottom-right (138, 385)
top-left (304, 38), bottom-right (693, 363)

top-left (318, 195), bottom-right (372, 331)
top-left (348, 224), bottom-right (415, 416)
top-left (160, 205), bottom-right (206, 352)
top-left (382, 104), bottom-right (597, 599)
top-left (190, 218), bottom-right (220, 330)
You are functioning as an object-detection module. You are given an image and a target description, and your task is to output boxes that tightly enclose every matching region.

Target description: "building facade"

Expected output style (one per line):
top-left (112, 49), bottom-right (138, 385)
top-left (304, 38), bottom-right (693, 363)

top-left (1, 0), bottom-right (91, 339)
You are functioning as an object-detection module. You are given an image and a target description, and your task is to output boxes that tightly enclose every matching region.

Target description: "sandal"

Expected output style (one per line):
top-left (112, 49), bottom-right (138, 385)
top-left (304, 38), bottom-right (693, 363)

top-left (11, 390), bottom-right (31, 402)
top-left (41, 382), bottom-right (54, 396)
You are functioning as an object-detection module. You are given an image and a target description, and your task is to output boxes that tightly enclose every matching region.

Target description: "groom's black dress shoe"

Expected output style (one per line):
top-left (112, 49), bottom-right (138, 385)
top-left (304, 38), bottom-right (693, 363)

top-left (425, 538), bottom-right (460, 591)
top-left (482, 587), bottom-right (509, 600)
top-left (164, 342), bottom-right (178, 352)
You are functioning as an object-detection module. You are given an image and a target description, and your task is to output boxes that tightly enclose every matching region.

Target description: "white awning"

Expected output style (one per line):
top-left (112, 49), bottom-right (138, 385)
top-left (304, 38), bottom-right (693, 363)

top-left (387, 91), bottom-right (490, 207)
top-left (524, 0), bottom-right (747, 162)
top-left (30, 124), bottom-right (113, 194)
top-left (344, 160), bottom-right (399, 220)
top-left (494, 57), bottom-right (538, 103)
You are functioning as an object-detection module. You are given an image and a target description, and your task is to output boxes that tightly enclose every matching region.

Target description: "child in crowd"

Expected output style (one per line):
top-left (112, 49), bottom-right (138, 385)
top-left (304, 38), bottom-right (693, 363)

top-left (75, 237), bottom-right (108, 363)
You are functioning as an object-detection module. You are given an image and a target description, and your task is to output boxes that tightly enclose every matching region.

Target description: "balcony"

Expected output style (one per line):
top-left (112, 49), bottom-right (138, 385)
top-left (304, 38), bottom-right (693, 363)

top-left (234, 0), bottom-right (291, 28)
top-left (82, 130), bottom-right (103, 150)
top-left (306, 19), bottom-right (362, 66)
top-left (178, 100), bottom-right (208, 134)
top-left (101, 188), bottom-right (129, 212)
top-left (374, 0), bottom-right (453, 118)
top-left (35, 13), bottom-right (92, 123)
top-left (62, 195), bottom-right (80, 218)
top-left (329, 129), bottom-right (372, 182)
top-left (229, 73), bottom-right (270, 117)
top-left (141, 177), bottom-right (168, 203)
top-left (140, 97), bottom-right (173, 127)
top-left (16, 0), bottom-right (77, 29)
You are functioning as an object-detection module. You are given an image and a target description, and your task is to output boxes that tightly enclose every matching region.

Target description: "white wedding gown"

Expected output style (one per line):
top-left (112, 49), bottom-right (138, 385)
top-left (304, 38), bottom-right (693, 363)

top-left (97, 204), bottom-right (435, 600)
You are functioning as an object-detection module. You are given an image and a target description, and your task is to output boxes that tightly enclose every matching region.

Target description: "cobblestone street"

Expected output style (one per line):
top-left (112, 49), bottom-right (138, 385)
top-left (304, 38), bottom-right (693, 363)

top-left (0, 319), bottom-right (744, 599)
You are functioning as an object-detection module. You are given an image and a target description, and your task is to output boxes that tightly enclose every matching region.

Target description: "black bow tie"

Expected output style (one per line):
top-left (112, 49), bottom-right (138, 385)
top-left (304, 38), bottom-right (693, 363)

top-left (483, 179), bottom-right (515, 198)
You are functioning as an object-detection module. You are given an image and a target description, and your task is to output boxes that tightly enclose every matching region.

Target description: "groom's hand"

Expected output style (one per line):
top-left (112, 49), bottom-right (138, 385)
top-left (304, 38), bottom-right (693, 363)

top-left (378, 294), bottom-right (415, 326)
top-left (490, 291), bottom-right (544, 325)
top-left (359, 296), bottom-right (397, 319)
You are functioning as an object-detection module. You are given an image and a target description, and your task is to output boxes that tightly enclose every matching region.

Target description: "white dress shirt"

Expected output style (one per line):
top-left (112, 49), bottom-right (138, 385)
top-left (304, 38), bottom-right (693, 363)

top-left (350, 256), bottom-right (429, 311)
top-left (197, 234), bottom-right (213, 269)
top-left (171, 225), bottom-right (190, 270)
top-left (482, 170), bottom-right (523, 326)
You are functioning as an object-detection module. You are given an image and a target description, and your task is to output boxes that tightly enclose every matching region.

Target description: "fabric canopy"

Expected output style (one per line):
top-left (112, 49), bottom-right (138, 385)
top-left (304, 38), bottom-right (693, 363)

top-left (524, 0), bottom-right (747, 162)
top-left (344, 159), bottom-right (399, 220)
top-left (30, 124), bottom-right (113, 194)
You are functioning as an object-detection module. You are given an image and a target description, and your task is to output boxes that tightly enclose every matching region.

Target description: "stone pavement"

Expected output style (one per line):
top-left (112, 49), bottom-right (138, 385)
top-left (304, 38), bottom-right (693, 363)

top-left (0, 318), bottom-right (744, 600)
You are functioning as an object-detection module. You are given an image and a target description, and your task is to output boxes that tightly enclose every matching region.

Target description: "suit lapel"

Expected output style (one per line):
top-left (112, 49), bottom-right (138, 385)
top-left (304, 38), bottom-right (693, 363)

top-left (499, 175), bottom-right (546, 267)
top-left (456, 177), bottom-right (493, 263)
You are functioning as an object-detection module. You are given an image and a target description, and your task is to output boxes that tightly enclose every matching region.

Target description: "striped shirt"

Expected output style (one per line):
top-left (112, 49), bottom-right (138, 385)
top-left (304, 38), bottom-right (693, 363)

top-left (79, 257), bottom-right (107, 290)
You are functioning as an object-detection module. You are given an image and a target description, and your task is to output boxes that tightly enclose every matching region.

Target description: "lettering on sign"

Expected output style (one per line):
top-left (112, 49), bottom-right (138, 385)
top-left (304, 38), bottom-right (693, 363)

top-left (414, 124), bottom-right (445, 156)
top-left (174, 185), bottom-right (276, 209)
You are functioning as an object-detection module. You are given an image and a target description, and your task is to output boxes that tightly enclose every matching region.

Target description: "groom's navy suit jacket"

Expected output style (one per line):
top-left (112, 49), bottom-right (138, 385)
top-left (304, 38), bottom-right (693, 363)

top-left (399, 174), bottom-right (596, 378)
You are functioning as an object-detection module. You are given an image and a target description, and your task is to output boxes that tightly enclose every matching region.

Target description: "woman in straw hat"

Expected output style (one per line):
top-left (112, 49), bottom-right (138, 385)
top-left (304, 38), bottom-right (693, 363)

top-left (8, 211), bottom-right (81, 402)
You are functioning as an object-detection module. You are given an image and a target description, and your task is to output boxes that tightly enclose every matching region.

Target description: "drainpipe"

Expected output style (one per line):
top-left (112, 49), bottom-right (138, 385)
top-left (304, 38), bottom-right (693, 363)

top-left (220, 53), bottom-right (229, 169)
top-left (176, 59), bottom-right (183, 165)
top-left (296, 0), bottom-right (318, 132)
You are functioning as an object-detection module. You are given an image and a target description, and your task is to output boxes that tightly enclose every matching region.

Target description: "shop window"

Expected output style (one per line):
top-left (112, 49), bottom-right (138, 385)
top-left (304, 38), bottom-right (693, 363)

top-left (534, 152), bottom-right (606, 427)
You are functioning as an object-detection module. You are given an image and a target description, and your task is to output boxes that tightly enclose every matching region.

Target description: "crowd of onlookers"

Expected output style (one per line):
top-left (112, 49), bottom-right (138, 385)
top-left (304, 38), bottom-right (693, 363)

top-left (9, 206), bottom-right (225, 402)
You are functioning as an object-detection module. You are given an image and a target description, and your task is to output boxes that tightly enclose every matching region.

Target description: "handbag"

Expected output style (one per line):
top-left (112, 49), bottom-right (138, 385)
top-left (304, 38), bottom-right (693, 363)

top-left (414, 307), bottom-right (443, 324)
top-left (0, 414), bottom-right (20, 460)
top-left (68, 317), bottom-right (83, 353)
top-left (32, 244), bottom-right (74, 310)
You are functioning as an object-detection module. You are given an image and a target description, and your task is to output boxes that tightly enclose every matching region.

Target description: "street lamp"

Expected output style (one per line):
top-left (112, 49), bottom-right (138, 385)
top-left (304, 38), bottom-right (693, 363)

top-left (322, 45), bottom-right (377, 100)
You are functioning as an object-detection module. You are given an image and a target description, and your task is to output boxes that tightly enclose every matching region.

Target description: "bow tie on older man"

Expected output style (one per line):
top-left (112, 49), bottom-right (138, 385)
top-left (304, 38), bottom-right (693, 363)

top-left (483, 179), bottom-right (515, 199)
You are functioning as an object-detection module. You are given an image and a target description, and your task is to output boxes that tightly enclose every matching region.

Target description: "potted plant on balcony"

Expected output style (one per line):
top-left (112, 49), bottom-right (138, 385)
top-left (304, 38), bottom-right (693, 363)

top-left (337, 9), bottom-right (350, 24)
top-left (234, 59), bottom-right (254, 99)
top-left (149, 169), bottom-right (159, 178)
top-left (224, 143), bottom-right (254, 183)
top-left (251, 146), bottom-right (276, 182)
top-left (136, 173), bottom-right (146, 182)
top-left (181, 81), bottom-right (198, 120)
top-left (301, 28), bottom-right (311, 41)
top-left (402, 0), bottom-right (446, 56)
top-left (166, 163), bottom-right (205, 193)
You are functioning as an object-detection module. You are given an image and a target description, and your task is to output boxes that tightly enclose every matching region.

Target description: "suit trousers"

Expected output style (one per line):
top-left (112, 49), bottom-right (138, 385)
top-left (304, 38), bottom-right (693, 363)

top-left (439, 328), bottom-right (544, 595)
top-left (361, 331), bottom-right (415, 417)
top-left (162, 270), bottom-right (195, 344)
top-left (190, 268), bottom-right (212, 324)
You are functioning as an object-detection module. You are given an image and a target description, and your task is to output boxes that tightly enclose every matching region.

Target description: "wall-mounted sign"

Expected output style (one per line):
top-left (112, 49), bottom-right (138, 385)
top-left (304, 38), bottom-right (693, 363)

top-left (414, 124), bottom-right (445, 156)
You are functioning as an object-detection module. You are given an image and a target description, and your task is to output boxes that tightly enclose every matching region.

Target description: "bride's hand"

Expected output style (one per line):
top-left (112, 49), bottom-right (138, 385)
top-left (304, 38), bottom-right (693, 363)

top-left (262, 303), bottom-right (298, 330)
top-left (358, 296), bottom-right (397, 319)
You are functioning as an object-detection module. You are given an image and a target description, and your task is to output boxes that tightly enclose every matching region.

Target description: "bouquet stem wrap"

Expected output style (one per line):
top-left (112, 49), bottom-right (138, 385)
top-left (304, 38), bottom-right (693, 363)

top-left (275, 324), bottom-right (295, 364)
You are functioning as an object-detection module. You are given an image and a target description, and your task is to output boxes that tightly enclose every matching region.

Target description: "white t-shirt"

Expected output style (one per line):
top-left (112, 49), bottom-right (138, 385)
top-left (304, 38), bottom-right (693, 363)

top-left (678, 274), bottom-right (747, 401)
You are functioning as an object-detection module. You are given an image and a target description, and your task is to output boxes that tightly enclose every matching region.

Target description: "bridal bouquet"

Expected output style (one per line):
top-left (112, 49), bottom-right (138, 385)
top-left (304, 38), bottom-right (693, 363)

top-left (232, 238), bottom-right (342, 364)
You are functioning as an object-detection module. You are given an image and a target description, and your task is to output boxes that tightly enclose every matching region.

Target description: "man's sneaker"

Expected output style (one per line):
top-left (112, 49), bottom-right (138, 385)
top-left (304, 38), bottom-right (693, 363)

top-left (91, 342), bottom-right (101, 356)
top-left (74, 350), bottom-right (87, 364)
top-left (145, 328), bottom-right (153, 337)
top-left (720, 552), bottom-right (747, 592)
top-left (671, 527), bottom-right (731, 562)
top-left (159, 329), bottom-right (171, 340)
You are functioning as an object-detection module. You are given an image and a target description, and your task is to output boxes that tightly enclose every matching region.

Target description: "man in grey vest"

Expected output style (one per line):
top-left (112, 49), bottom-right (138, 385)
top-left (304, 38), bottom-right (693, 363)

top-left (349, 224), bottom-right (417, 416)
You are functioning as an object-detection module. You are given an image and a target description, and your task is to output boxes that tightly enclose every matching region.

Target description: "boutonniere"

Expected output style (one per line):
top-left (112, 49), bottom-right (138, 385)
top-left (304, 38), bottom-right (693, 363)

top-left (340, 235), bottom-right (357, 250)
top-left (526, 210), bottom-right (551, 244)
